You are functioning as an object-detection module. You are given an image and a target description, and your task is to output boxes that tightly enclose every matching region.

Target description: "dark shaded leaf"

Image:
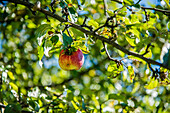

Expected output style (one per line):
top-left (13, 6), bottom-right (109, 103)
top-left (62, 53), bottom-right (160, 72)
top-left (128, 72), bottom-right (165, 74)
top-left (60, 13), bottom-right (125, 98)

top-left (63, 33), bottom-right (73, 49)
top-left (5, 103), bottom-right (22, 113)
top-left (35, 24), bottom-right (52, 38)
top-left (51, 35), bottom-right (59, 44)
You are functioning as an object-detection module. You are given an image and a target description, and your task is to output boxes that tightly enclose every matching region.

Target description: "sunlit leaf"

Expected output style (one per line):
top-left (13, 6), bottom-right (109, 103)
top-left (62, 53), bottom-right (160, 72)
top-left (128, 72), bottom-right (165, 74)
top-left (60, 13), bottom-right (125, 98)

top-left (123, 0), bottom-right (134, 5)
top-left (128, 66), bottom-right (135, 83)
top-left (107, 61), bottom-right (123, 76)
top-left (9, 82), bottom-right (18, 91)
top-left (92, 94), bottom-right (99, 108)
top-left (144, 78), bottom-right (158, 89)
top-left (131, 82), bottom-right (140, 94)
top-left (107, 10), bottom-right (115, 16)
top-left (125, 35), bottom-right (136, 46)
top-left (71, 100), bottom-right (79, 110)
top-left (164, 0), bottom-right (170, 8)
top-left (37, 46), bottom-right (44, 60)
top-left (88, 20), bottom-right (99, 29)
top-left (7, 71), bottom-right (15, 80)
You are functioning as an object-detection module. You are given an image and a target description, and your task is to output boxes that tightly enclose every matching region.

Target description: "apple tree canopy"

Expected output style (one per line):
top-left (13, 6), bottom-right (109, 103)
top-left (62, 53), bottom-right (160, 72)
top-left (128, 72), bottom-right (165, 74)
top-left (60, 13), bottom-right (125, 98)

top-left (0, 0), bottom-right (170, 112)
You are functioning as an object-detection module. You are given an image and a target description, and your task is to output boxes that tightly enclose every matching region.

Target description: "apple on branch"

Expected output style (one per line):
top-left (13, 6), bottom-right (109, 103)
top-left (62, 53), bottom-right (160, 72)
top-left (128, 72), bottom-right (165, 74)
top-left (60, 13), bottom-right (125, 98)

top-left (59, 48), bottom-right (84, 70)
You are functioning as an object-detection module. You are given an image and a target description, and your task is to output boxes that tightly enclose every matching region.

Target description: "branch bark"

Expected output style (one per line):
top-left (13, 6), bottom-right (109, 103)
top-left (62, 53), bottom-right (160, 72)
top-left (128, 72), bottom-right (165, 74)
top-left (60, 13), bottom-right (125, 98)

top-left (3, 0), bottom-right (170, 70)
top-left (111, 0), bottom-right (170, 14)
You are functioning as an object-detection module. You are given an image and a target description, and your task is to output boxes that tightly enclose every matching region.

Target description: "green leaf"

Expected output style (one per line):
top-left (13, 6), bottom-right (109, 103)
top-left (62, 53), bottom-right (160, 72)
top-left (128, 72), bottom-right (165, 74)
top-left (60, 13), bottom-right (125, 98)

top-left (50, 35), bottom-right (59, 44)
top-left (37, 46), bottom-right (44, 60)
top-left (91, 94), bottom-right (99, 108)
top-left (59, 1), bottom-right (67, 8)
top-left (125, 35), bottom-right (136, 46)
top-left (133, 4), bottom-right (140, 8)
top-left (81, 0), bottom-right (85, 5)
top-left (144, 78), bottom-right (158, 89)
top-left (117, 7), bottom-right (127, 16)
top-left (80, 45), bottom-right (90, 54)
top-left (100, 48), bottom-right (105, 52)
top-left (35, 24), bottom-right (52, 38)
top-left (9, 82), bottom-right (18, 91)
top-left (107, 62), bottom-right (117, 72)
top-left (126, 29), bottom-right (140, 38)
top-left (44, 39), bottom-right (53, 57)
top-left (5, 103), bottom-right (22, 113)
top-left (88, 20), bottom-right (99, 29)
top-left (109, 94), bottom-right (126, 102)
top-left (81, 96), bottom-right (86, 110)
top-left (131, 82), bottom-right (140, 94)
top-left (7, 71), bottom-right (15, 80)
top-left (63, 33), bottom-right (73, 49)
top-left (126, 23), bottom-right (141, 29)
top-left (35, 102), bottom-right (40, 112)
top-left (45, 39), bottom-right (53, 49)
top-left (66, 90), bottom-right (74, 101)
top-left (28, 100), bottom-right (40, 112)
top-left (128, 66), bottom-right (135, 83)
top-left (107, 10), bottom-right (115, 16)
top-left (71, 100), bottom-right (79, 110)
top-left (69, 7), bottom-right (76, 14)
top-left (163, 49), bottom-right (170, 67)
top-left (164, 0), bottom-right (170, 8)
top-left (107, 61), bottom-right (123, 76)
top-left (29, 100), bottom-right (35, 109)
top-left (168, 22), bottom-right (170, 30)
top-left (123, 0), bottom-right (134, 6)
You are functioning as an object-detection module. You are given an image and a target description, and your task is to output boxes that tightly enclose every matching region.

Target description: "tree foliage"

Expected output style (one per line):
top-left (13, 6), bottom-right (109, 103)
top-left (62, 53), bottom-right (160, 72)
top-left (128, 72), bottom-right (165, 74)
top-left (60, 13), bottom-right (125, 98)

top-left (0, 0), bottom-right (170, 112)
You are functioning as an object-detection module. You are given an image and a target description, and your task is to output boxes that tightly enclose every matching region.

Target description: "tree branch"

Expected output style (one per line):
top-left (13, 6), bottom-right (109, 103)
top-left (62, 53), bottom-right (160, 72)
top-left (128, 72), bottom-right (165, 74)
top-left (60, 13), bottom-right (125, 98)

top-left (102, 41), bottom-right (121, 65)
top-left (3, 0), bottom-right (170, 70)
top-left (111, 0), bottom-right (170, 14)
top-left (136, 0), bottom-right (142, 4)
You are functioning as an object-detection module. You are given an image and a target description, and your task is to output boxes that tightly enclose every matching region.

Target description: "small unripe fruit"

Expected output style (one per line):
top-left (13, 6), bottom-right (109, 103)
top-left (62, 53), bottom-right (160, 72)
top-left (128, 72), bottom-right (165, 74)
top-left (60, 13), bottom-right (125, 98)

top-left (59, 48), bottom-right (84, 70)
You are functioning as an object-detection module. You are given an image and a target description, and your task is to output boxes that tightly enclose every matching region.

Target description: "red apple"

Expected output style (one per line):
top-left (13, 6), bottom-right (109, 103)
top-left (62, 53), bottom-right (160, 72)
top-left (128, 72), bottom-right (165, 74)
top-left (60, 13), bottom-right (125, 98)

top-left (59, 48), bottom-right (84, 70)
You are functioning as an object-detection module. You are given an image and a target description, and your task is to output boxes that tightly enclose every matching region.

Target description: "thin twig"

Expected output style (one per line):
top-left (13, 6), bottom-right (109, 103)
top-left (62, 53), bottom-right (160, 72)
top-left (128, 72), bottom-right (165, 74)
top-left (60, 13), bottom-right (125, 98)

top-left (103, 0), bottom-right (108, 16)
top-left (136, 0), bottom-right (142, 4)
top-left (102, 41), bottom-right (121, 65)
top-left (141, 43), bottom-right (153, 56)
top-left (94, 24), bottom-right (106, 32)
top-left (112, 74), bottom-right (120, 78)
top-left (50, 0), bottom-right (56, 14)
top-left (143, 8), bottom-right (149, 21)
top-left (148, 63), bottom-right (154, 72)
top-left (67, 27), bottom-right (72, 37)
top-left (45, 15), bottom-right (50, 22)
top-left (83, 16), bottom-right (88, 25)
top-left (81, 16), bottom-right (93, 31)
top-left (141, 7), bottom-right (170, 14)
